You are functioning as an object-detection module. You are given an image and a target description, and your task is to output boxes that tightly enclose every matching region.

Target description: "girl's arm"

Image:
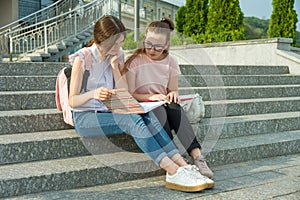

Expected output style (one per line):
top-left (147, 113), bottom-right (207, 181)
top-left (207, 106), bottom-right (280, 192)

top-left (166, 76), bottom-right (179, 103)
top-left (110, 54), bottom-right (128, 90)
top-left (68, 56), bottom-right (112, 108)
top-left (126, 66), bottom-right (170, 102)
top-left (126, 69), bottom-right (162, 101)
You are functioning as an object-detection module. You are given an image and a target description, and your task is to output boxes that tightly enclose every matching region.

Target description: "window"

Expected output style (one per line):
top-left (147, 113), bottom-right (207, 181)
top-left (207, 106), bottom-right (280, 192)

top-left (19, 0), bottom-right (41, 19)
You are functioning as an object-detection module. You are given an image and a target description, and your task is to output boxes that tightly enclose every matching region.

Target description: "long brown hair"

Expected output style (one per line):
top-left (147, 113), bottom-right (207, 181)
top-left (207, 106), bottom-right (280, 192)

top-left (86, 15), bottom-right (126, 55)
top-left (122, 17), bottom-right (174, 75)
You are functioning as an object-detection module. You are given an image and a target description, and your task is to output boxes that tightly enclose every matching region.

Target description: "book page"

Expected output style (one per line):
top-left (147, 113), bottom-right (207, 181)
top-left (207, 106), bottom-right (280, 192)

top-left (139, 101), bottom-right (166, 113)
top-left (102, 88), bottom-right (166, 114)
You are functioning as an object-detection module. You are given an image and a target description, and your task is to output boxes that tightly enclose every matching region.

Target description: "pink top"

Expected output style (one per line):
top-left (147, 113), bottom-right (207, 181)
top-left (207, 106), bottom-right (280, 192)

top-left (127, 54), bottom-right (181, 95)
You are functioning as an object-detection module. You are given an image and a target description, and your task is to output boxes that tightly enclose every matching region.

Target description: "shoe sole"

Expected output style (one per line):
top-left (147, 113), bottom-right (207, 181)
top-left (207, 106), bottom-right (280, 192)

top-left (165, 182), bottom-right (207, 192)
top-left (206, 181), bottom-right (215, 189)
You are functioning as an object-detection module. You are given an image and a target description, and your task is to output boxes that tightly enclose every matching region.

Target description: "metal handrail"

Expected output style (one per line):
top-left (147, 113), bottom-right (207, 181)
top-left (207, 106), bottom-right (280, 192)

top-left (1, 0), bottom-right (119, 60)
top-left (0, 0), bottom-right (76, 32)
top-left (0, 0), bottom-right (75, 57)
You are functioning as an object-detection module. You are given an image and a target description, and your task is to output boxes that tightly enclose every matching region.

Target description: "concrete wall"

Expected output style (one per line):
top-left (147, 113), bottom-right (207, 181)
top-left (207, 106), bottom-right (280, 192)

top-left (170, 38), bottom-right (300, 75)
top-left (0, 0), bottom-right (18, 27)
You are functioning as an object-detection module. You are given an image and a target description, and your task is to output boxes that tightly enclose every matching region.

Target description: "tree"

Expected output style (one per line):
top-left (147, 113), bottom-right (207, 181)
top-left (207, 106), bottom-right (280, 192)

top-left (205, 0), bottom-right (245, 43)
top-left (244, 17), bottom-right (269, 39)
top-left (269, 0), bottom-right (298, 45)
top-left (175, 6), bottom-right (186, 33)
top-left (183, 0), bottom-right (209, 43)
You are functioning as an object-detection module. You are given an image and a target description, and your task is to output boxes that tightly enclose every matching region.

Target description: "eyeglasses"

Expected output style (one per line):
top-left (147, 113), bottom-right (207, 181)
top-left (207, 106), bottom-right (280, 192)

top-left (143, 41), bottom-right (165, 52)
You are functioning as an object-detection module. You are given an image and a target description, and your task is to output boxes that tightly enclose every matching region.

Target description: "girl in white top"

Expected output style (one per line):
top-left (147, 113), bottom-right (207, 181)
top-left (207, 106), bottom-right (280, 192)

top-left (124, 17), bottom-right (214, 179)
top-left (68, 15), bottom-right (210, 192)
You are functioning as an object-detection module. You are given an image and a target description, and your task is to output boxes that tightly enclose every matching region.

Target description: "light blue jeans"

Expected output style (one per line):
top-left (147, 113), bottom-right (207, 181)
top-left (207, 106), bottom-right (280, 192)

top-left (72, 111), bottom-right (179, 165)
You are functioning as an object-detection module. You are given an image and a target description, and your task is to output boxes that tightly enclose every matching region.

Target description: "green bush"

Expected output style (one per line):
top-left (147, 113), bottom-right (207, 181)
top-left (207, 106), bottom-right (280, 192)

top-left (122, 32), bottom-right (145, 50)
top-left (123, 31), bottom-right (196, 50)
top-left (269, 0), bottom-right (298, 45)
top-left (205, 0), bottom-right (245, 43)
top-left (171, 31), bottom-right (197, 46)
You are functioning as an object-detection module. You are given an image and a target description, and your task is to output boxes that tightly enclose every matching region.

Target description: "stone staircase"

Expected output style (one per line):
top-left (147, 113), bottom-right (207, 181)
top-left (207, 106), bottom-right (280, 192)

top-left (1, 62), bottom-right (300, 198)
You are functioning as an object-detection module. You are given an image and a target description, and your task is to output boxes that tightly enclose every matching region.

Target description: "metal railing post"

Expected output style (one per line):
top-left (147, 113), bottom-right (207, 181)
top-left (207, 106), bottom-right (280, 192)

top-left (44, 23), bottom-right (48, 53)
top-left (134, 0), bottom-right (140, 42)
top-left (74, 13), bottom-right (77, 35)
top-left (9, 36), bottom-right (12, 62)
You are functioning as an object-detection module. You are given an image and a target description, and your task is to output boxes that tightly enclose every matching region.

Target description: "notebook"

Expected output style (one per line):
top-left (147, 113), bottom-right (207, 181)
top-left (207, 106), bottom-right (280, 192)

top-left (102, 88), bottom-right (165, 114)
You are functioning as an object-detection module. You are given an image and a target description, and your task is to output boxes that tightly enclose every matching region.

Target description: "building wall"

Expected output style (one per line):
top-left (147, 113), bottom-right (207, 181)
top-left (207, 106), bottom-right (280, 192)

top-left (0, 0), bottom-right (179, 31)
top-left (18, 0), bottom-right (41, 19)
top-left (0, 0), bottom-right (19, 27)
top-left (120, 0), bottom-right (178, 30)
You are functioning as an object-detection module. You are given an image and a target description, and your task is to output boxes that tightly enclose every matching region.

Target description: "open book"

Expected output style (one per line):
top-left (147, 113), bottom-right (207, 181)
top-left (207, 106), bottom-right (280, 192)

top-left (102, 88), bottom-right (165, 114)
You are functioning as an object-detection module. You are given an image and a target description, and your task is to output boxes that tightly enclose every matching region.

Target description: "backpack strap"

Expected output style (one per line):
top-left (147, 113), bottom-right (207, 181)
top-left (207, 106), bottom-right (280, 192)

top-left (79, 47), bottom-right (92, 92)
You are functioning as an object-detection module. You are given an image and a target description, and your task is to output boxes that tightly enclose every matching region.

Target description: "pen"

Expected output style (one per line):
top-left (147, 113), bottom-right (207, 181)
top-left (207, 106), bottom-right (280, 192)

top-left (180, 97), bottom-right (193, 101)
top-left (145, 100), bottom-right (159, 102)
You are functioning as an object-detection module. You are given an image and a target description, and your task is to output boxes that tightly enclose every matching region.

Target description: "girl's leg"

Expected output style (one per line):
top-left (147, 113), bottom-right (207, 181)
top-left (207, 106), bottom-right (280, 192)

top-left (163, 103), bottom-right (214, 178)
top-left (140, 112), bottom-right (195, 167)
top-left (140, 111), bottom-right (182, 158)
top-left (73, 111), bottom-right (178, 166)
top-left (164, 102), bottom-right (201, 156)
top-left (151, 106), bottom-right (173, 139)
top-left (73, 111), bottom-right (209, 191)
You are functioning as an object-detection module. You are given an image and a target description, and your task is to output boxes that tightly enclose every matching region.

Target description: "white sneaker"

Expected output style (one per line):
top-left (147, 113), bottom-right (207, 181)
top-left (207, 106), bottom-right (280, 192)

top-left (166, 166), bottom-right (207, 192)
top-left (183, 165), bottom-right (215, 189)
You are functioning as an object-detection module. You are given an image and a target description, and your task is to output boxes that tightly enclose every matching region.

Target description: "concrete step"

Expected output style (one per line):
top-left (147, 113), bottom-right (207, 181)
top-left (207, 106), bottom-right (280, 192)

top-left (1, 62), bottom-right (299, 198)
top-left (179, 74), bottom-right (300, 87)
top-left (180, 85), bottom-right (300, 100)
top-left (76, 33), bottom-right (87, 40)
top-left (0, 76), bottom-right (56, 91)
top-left (19, 53), bottom-right (43, 62)
top-left (47, 45), bottom-right (60, 54)
top-left (2, 89), bottom-right (300, 118)
top-left (0, 91), bottom-right (55, 110)
top-left (205, 130), bottom-right (300, 166)
top-left (0, 109), bottom-right (71, 135)
top-left (0, 62), bottom-right (69, 76)
top-left (10, 153), bottom-right (300, 200)
top-left (0, 129), bottom-right (139, 164)
top-left (1, 76), bottom-right (300, 99)
top-left (0, 153), bottom-right (164, 198)
top-left (179, 65), bottom-right (290, 75)
top-left (0, 64), bottom-right (289, 76)
top-left (1, 111), bottom-right (300, 165)
top-left (2, 75), bottom-right (299, 92)
top-left (1, 108), bottom-right (300, 138)
top-left (204, 97), bottom-right (300, 117)
top-left (62, 40), bottom-right (74, 47)
top-left (194, 112), bottom-right (300, 139)
top-left (1, 130), bottom-right (299, 198)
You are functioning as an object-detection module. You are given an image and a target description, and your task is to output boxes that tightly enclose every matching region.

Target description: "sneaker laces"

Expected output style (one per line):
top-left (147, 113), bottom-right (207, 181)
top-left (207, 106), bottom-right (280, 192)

top-left (195, 157), bottom-right (209, 169)
top-left (183, 165), bottom-right (207, 179)
top-left (177, 166), bottom-right (200, 181)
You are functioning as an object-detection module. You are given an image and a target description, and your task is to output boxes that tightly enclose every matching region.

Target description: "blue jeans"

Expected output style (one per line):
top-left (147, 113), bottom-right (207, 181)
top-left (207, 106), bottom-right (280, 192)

top-left (72, 111), bottom-right (179, 165)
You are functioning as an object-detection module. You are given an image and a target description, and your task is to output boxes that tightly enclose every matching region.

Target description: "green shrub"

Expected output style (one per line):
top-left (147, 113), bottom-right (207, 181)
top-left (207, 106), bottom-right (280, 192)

top-left (122, 32), bottom-right (145, 50)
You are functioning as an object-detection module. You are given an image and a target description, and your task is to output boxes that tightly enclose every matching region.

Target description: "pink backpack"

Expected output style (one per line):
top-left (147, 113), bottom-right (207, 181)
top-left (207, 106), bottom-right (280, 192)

top-left (55, 48), bottom-right (92, 126)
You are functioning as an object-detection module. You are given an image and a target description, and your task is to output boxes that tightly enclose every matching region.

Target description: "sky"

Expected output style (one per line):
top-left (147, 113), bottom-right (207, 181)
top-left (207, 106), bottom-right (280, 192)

top-left (178, 0), bottom-right (300, 31)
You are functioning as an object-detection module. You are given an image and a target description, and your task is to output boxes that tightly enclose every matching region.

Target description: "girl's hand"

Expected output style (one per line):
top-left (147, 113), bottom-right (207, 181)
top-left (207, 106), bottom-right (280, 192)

top-left (94, 87), bottom-right (114, 101)
top-left (149, 94), bottom-right (168, 102)
top-left (109, 54), bottom-right (120, 70)
top-left (167, 91), bottom-right (179, 103)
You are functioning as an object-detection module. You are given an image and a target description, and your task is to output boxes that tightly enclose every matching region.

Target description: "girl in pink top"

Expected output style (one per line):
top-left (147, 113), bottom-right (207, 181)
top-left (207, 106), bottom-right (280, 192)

top-left (124, 17), bottom-right (213, 178)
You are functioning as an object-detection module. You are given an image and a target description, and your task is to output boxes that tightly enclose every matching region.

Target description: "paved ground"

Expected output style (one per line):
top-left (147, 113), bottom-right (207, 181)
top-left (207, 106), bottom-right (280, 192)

top-left (7, 153), bottom-right (300, 200)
